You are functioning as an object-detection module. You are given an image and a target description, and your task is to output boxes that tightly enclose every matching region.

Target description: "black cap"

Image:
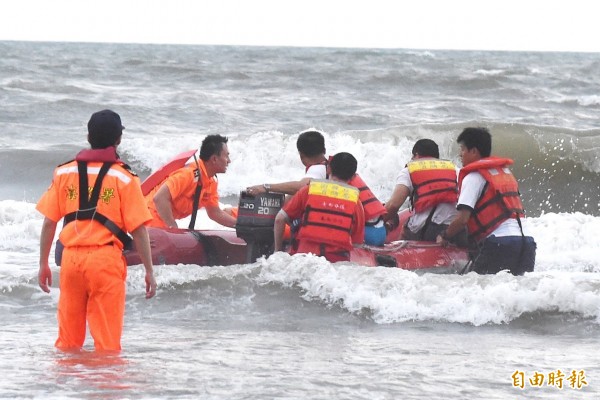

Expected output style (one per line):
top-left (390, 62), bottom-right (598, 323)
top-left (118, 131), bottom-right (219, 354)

top-left (87, 109), bottom-right (124, 149)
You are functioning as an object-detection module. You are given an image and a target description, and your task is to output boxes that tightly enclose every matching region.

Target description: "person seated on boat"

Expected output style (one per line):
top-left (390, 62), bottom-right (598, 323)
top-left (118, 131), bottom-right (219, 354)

top-left (273, 152), bottom-right (365, 263)
top-left (384, 138), bottom-right (466, 245)
top-left (436, 127), bottom-right (536, 275)
top-left (145, 134), bottom-right (237, 229)
top-left (342, 168), bottom-right (387, 246)
top-left (245, 129), bottom-right (328, 196)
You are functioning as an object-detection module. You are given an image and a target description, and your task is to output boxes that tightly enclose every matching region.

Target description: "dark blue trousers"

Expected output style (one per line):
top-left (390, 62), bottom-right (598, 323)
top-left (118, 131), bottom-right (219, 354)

top-left (469, 235), bottom-right (536, 276)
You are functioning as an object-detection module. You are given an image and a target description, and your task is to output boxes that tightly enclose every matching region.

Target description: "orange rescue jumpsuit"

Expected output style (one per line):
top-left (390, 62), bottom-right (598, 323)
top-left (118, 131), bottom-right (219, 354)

top-left (145, 159), bottom-right (220, 228)
top-left (36, 148), bottom-right (152, 351)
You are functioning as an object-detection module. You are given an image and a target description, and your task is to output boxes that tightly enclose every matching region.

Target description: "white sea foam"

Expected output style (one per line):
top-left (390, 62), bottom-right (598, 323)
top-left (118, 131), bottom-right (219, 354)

top-left (547, 94), bottom-right (600, 107)
top-left (256, 252), bottom-right (600, 325)
top-left (474, 69), bottom-right (505, 76)
top-left (529, 212), bottom-right (600, 272)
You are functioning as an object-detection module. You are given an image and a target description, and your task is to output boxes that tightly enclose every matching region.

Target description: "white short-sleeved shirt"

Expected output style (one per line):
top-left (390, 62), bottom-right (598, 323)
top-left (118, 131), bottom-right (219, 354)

top-left (458, 171), bottom-right (525, 237)
top-left (304, 164), bottom-right (327, 180)
top-left (395, 166), bottom-right (457, 233)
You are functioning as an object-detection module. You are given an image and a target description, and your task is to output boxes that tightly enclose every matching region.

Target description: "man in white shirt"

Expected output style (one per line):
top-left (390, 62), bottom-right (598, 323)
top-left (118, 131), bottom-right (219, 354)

top-left (385, 139), bottom-right (465, 244)
top-left (436, 127), bottom-right (536, 275)
top-left (246, 129), bottom-right (327, 196)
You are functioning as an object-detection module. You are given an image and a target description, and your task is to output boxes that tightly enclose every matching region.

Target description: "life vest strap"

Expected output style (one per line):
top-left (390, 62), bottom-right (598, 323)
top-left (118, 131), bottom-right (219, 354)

top-left (419, 206), bottom-right (438, 240)
top-left (301, 206), bottom-right (354, 233)
top-left (413, 177), bottom-right (457, 189)
top-left (77, 161), bottom-right (112, 209)
top-left (304, 220), bottom-right (353, 233)
top-left (188, 155), bottom-right (203, 230)
top-left (414, 186), bottom-right (457, 198)
top-left (63, 209), bottom-right (132, 247)
top-left (304, 206), bottom-right (354, 219)
top-left (63, 161), bottom-right (132, 247)
top-left (470, 190), bottom-right (524, 239)
top-left (361, 197), bottom-right (380, 206)
top-left (475, 190), bottom-right (524, 215)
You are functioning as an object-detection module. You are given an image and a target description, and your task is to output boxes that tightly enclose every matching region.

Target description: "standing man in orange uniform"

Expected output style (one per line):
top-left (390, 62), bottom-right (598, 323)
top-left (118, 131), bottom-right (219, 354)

top-left (145, 134), bottom-right (236, 229)
top-left (37, 109), bottom-right (156, 352)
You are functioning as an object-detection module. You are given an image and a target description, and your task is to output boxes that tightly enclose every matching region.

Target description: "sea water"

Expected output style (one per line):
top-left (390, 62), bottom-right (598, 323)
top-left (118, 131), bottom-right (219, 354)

top-left (1, 41), bottom-right (599, 399)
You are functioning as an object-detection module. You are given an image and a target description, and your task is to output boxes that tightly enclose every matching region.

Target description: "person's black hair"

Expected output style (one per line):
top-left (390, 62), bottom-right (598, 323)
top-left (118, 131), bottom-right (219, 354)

top-left (457, 127), bottom-right (492, 157)
top-left (200, 134), bottom-right (228, 161)
top-left (412, 139), bottom-right (439, 158)
top-left (296, 130), bottom-right (325, 157)
top-left (329, 152), bottom-right (357, 181)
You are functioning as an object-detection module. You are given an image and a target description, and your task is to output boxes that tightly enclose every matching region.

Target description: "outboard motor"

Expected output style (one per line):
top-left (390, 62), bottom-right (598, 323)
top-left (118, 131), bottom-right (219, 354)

top-left (235, 191), bottom-right (285, 263)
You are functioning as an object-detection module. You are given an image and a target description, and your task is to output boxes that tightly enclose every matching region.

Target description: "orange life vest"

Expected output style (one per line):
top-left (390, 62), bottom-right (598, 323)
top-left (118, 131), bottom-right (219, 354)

top-left (458, 157), bottom-right (525, 242)
top-left (296, 180), bottom-right (360, 251)
top-left (347, 174), bottom-right (386, 220)
top-left (407, 158), bottom-right (458, 213)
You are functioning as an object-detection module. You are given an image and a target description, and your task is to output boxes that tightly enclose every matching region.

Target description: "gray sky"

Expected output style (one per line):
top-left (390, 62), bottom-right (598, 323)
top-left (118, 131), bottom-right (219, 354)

top-left (1, 0), bottom-right (598, 52)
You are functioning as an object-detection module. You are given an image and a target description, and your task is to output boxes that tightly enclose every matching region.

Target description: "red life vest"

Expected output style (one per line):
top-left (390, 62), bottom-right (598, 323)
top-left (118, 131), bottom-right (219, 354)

top-left (407, 158), bottom-right (458, 213)
top-left (296, 180), bottom-right (360, 251)
top-left (458, 157), bottom-right (525, 242)
top-left (74, 147), bottom-right (121, 163)
top-left (347, 174), bottom-right (386, 220)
